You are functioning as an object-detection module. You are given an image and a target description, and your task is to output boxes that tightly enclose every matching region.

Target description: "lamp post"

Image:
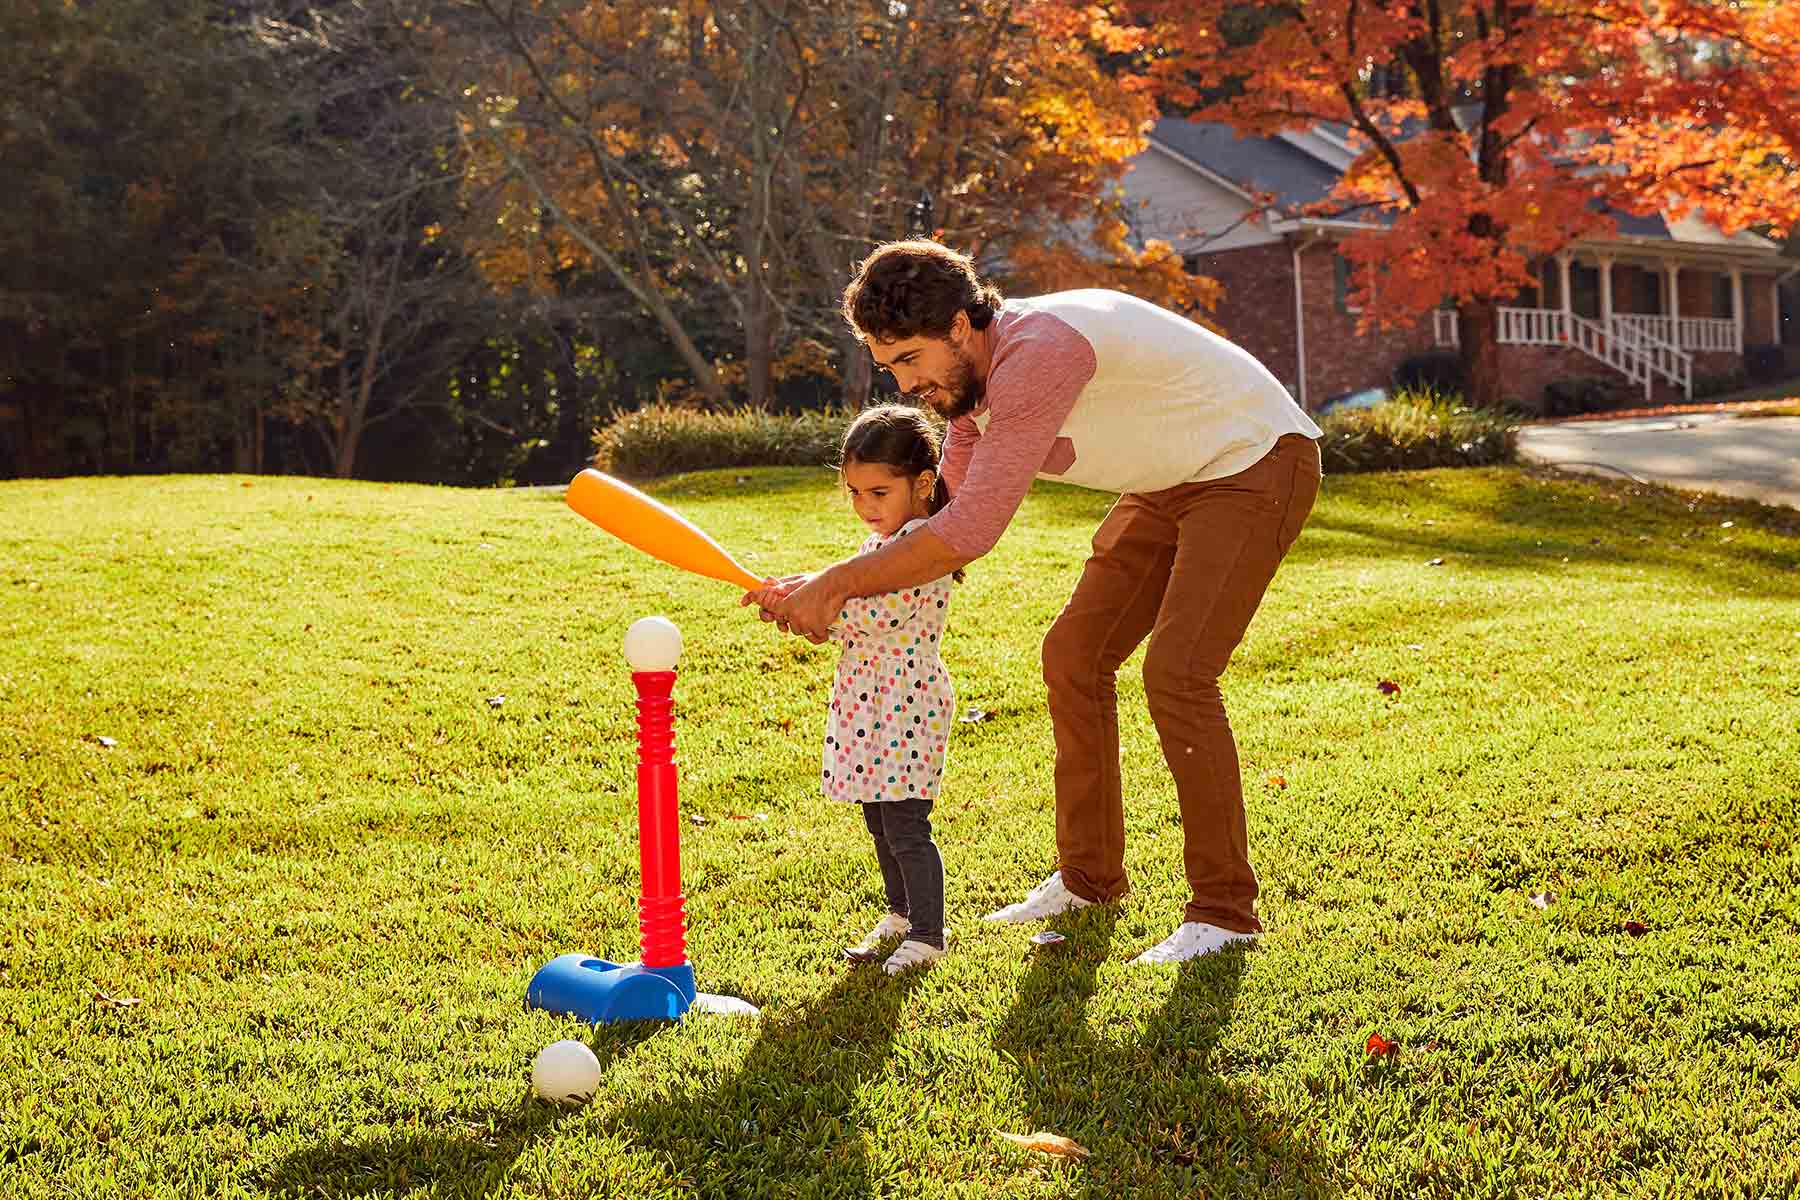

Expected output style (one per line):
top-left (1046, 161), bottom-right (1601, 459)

top-left (908, 188), bottom-right (934, 238)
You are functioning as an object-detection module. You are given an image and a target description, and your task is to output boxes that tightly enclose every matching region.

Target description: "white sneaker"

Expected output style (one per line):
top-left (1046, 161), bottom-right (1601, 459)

top-left (882, 938), bottom-right (945, 975)
top-left (981, 870), bottom-right (1094, 923)
top-left (844, 913), bottom-right (911, 963)
top-left (1130, 921), bottom-right (1257, 965)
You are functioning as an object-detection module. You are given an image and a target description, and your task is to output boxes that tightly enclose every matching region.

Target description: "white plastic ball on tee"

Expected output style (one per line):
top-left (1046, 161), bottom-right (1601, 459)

top-left (623, 616), bottom-right (683, 671)
top-left (531, 1038), bottom-right (601, 1104)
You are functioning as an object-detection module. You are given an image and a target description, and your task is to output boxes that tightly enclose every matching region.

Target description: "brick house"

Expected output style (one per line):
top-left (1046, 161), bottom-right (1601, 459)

top-left (1121, 118), bottom-right (1798, 412)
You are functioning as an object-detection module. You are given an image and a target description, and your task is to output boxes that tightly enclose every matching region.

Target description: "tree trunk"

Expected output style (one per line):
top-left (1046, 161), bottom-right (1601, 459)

top-left (1458, 299), bottom-right (1504, 409)
top-left (744, 277), bottom-right (772, 409)
top-left (837, 331), bottom-right (872, 409)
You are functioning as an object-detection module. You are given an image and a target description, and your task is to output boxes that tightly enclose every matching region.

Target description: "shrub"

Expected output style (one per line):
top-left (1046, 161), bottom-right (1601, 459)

top-left (1543, 375), bottom-right (1621, 416)
top-left (1392, 351), bottom-right (1466, 399)
top-left (598, 392), bottom-right (1516, 482)
top-left (592, 404), bottom-right (852, 478)
top-left (1744, 344), bottom-right (1786, 383)
top-left (1318, 387), bottom-right (1517, 474)
top-left (1692, 371), bottom-right (1749, 400)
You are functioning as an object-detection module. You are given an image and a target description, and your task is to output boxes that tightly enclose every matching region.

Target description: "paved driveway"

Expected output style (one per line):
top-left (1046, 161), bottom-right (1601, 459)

top-left (1515, 413), bottom-right (1800, 510)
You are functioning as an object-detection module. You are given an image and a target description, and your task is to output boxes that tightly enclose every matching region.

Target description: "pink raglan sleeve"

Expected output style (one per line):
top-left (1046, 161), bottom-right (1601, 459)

top-left (938, 415), bottom-right (978, 497)
top-left (924, 312), bottom-right (1096, 560)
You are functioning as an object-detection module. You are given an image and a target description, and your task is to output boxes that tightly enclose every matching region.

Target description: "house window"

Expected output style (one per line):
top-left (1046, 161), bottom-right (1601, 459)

top-left (1333, 254), bottom-right (1361, 314)
top-left (1639, 270), bottom-right (1663, 315)
top-left (1712, 274), bottom-right (1736, 319)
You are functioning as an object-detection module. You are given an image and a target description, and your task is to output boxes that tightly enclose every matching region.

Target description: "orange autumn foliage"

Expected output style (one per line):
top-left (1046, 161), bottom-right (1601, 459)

top-left (449, 1), bottom-right (1215, 405)
top-left (1031, 0), bottom-right (1800, 405)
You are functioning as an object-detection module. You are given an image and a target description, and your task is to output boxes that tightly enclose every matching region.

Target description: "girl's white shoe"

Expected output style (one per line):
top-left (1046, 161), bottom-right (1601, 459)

top-left (882, 938), bottom-right (946, 975)
top-left (845, 913), bottom-right (911, 963)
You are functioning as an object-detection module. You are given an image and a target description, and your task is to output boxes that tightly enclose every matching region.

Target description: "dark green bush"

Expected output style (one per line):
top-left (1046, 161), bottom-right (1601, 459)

top-left (1692, 371), bottom-right (1749, 400)
top-left (593, 404), bottom-right (850, 479)
top-left (1744, 345), bottom-right (1786, 383)
top-left (1392, 351), bottom-right (1466, 398)
top-left (1318, 388), bottom-right (1517, 474)
top-left (1543, 375), bottom-right (1623, 416)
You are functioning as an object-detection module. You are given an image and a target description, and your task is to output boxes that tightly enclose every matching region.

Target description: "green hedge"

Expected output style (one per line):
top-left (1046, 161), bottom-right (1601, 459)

top-left (592, 404), bottom-right (850, 479)
top-left (594, 390), bottom-right (1516, 480)
top-left (1317, 389), bottom-right (1517, 474)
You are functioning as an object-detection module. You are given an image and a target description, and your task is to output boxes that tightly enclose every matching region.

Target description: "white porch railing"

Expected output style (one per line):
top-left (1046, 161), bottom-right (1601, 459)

top-left (1612, 314), bottom-right (1737, 354)
top-left (1434, 307), bottom-right (1694, 400)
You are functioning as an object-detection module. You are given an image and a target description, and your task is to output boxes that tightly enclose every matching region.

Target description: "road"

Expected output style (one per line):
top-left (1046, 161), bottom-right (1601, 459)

top-left (1514, 413), bottom-right (1800, 510)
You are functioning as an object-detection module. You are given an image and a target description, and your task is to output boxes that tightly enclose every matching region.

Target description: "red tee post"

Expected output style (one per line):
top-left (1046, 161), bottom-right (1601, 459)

top-left (632, 669), bottom-right (687, 968)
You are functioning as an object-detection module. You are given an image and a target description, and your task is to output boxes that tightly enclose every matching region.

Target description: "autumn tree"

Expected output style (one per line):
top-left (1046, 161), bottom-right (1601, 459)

top-left (1037, 0), bottom-right (1800, 406)
top-left (438, 0), bottom-right (1214, 410)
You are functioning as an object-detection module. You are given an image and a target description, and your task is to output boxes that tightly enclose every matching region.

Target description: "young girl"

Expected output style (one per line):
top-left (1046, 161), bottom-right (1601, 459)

top-left (772, 404), bottom-right (960, 975)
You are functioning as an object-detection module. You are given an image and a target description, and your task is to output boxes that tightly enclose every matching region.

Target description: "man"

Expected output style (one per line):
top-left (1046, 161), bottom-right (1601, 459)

top-left (753, 240), bottom-right (1321, 964)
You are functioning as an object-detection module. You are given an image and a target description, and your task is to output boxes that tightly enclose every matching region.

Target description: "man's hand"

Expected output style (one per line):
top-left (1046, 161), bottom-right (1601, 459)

top-left (770, 571), bottom-right (846, 644)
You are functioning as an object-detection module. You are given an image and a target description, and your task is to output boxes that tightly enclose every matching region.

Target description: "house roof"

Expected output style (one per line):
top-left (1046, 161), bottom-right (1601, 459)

top-left (1149, 117), bottom-right (1780, 256)
top-left (1148, 119), bottom-right (1337, 215)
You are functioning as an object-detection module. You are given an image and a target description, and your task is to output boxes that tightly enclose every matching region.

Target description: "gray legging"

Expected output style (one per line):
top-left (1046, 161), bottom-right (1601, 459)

top-left (860, 799), bottom-right (945, 949)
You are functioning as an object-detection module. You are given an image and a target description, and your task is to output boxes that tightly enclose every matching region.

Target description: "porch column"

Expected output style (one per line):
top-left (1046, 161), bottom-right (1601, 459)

top-left (1598, 254), bottom-right (1615, 333)
top-left (1557, 252), bottom-right (1573, 337)
top-left (1666, 263), bottom-right (1681, 327)
top-left (1730, 267), bottom-right (1744, 353)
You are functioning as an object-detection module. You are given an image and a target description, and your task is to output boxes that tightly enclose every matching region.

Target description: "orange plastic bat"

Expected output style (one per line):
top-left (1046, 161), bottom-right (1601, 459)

top-left (565, 468), bottom-right (764, 590)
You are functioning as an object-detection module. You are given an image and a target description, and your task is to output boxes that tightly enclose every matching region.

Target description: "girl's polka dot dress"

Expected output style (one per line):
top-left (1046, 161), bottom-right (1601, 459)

top-left (822, 518), bottom-right (956, 805)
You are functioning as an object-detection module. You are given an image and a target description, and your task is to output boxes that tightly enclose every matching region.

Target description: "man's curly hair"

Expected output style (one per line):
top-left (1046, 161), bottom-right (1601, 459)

top-left (841, 240), bottom-right (1004, 343)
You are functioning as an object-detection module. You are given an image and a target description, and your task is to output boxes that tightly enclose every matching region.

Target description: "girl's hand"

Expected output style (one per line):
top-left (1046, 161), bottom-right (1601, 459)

top-left (741, 574), bottom-right (814, 630)
top-left (741, 572), bottom-right (806, 611)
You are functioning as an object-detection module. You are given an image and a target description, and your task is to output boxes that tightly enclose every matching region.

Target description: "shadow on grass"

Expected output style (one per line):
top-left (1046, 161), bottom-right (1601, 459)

top-left (1304, 470), bottom-right (1800, 588)
top-left (256, 1093), bottom-right (575, 1199)
top-left (603, 963), bottom-right (925, 1198)
top-left (994, 908), bottom-right (1336, 1197)
top-left (256, 967), bottom-right (922, 1200)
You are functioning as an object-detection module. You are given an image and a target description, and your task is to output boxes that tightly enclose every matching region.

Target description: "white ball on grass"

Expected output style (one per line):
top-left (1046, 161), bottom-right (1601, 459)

top-left (531, 1039), bottom-right (601, 1104)
top-left (623, 616), bottom-right (683, 671)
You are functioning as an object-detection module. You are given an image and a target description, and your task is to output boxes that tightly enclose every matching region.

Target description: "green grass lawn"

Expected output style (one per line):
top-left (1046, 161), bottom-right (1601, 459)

top-left (3, 466), bottom-right (1798, 1199)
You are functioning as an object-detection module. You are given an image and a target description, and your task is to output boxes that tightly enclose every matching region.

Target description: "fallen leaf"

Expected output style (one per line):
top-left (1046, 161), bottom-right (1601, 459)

top-left (1266, 774), bottom-right (1287, 790)
top-left (91, 735), bottom-right (118, 748)
top-left (486, 695), bottom-right (505, 709)
top-left (1426, 557), bottom-right (1445, 566)
top-left (1377, 680), bottom-right (1401, 696)
top-left (689, 814), bottom-right (708, 826)
top-left (726, 813), bottom-right (751, 821)
top-left (1530, 891), bottom-right (1555, 909)
top-left (958, 709), bottom-right (990, 724)
top-left (1365, 1033), bottom-right (1399, 1058)
top-left (93, 990), bottom-right (142, 1009)
top-left (997, 1131), bottom-right (1090, 1160)
top-left (1622, 920), bottom-right (1649, 937)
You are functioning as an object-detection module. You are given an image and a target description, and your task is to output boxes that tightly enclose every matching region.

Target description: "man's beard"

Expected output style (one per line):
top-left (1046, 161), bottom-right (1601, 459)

top-left (917, 347), bottom-right (982, 419)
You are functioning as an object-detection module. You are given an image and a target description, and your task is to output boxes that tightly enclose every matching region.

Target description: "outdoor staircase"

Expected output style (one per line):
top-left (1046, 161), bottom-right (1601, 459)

top-left (1562, 312), bottom-right (1692, 402)
top-left (1436, 307), bottom-right (1695, 402)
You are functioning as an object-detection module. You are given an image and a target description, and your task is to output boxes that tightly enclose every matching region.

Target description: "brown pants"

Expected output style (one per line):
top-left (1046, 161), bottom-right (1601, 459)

top-left (1041, 433), bottom-right (1320, 932)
